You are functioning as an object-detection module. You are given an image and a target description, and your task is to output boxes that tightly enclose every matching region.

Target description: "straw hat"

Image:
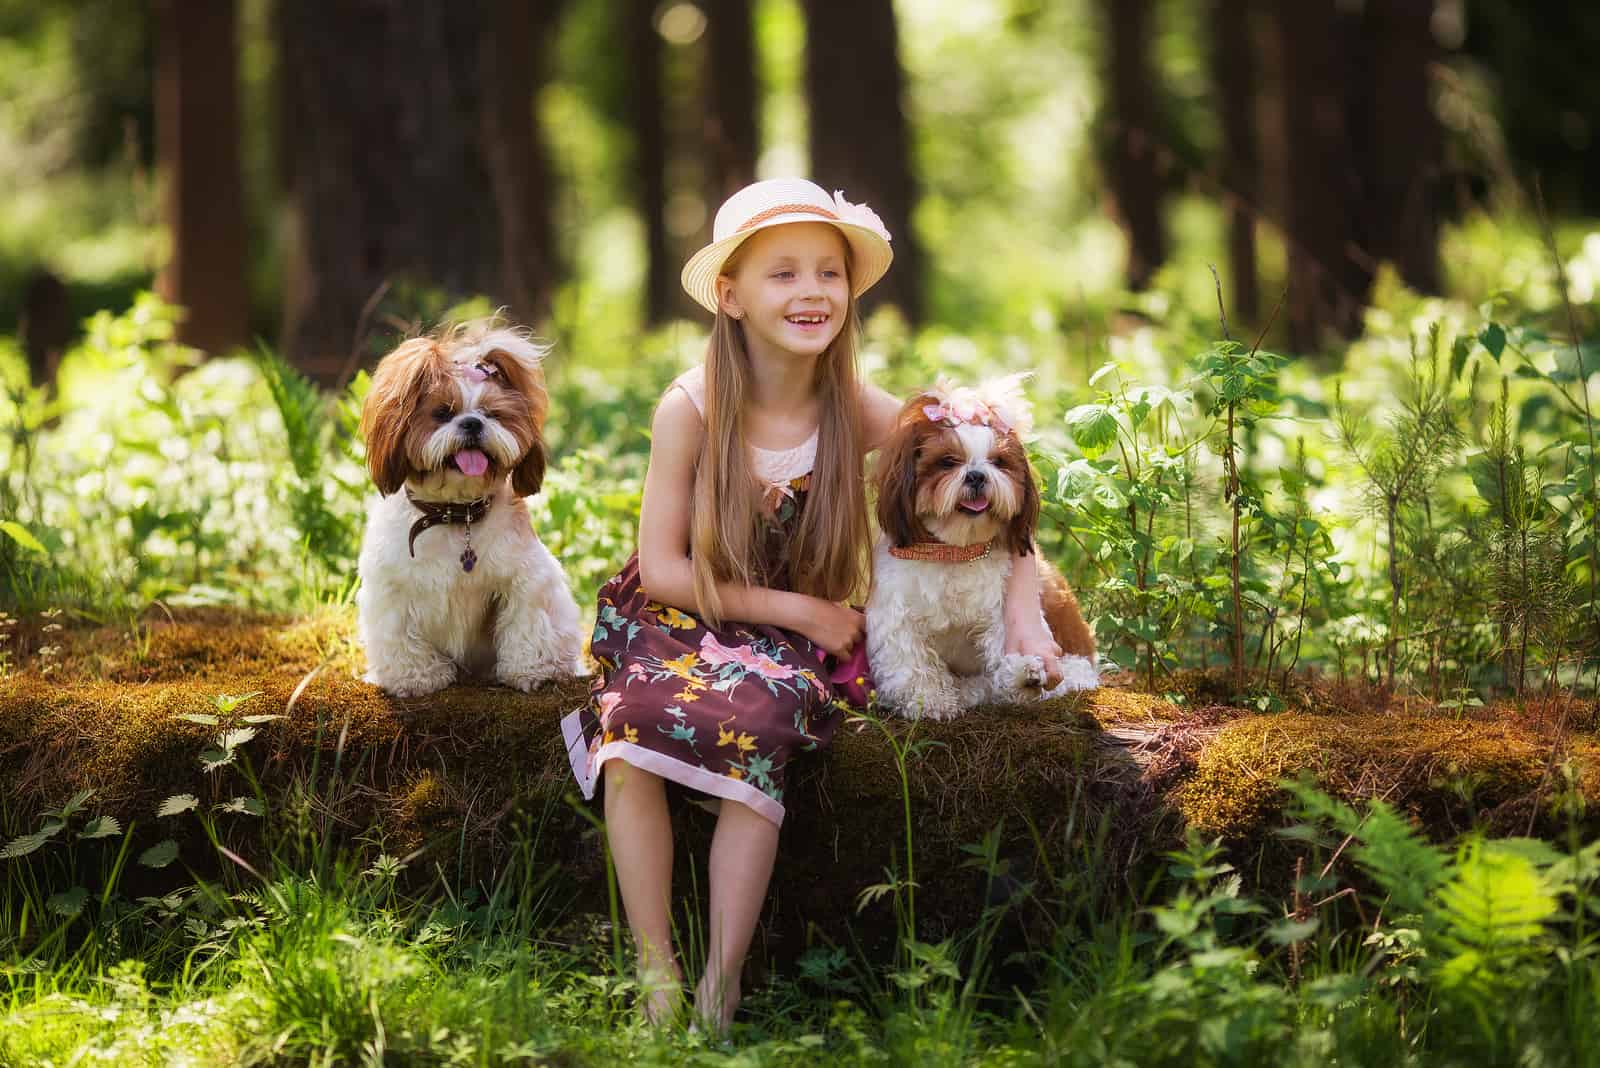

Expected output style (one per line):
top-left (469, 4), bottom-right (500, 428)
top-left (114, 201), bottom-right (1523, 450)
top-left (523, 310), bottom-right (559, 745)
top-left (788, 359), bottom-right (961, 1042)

top-left (680, 177), bottom-right (895, 314)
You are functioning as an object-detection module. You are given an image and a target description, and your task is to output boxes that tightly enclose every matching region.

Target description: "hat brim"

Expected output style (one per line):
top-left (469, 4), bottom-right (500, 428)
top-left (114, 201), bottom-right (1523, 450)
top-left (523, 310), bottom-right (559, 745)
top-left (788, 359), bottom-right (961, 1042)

top-left (680, 214), bottom-right (894, 315)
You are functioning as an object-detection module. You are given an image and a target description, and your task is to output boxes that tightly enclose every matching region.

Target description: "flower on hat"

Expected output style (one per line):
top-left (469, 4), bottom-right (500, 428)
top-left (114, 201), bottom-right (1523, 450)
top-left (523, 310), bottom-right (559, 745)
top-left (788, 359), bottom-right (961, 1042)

top-left (832, 191), bottom-right (891, 243)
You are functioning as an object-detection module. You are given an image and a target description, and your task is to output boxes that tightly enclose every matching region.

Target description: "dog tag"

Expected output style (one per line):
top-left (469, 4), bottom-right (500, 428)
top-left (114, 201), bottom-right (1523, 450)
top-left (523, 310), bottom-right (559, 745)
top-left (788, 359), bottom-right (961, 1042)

top-left (460, 546), bottom-right (477, 572)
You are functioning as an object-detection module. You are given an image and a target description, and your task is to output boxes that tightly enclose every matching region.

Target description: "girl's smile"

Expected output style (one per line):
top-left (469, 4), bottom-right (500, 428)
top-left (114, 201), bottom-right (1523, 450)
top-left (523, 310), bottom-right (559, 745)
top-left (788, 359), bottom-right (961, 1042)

top-left (718, 222), bottom-right (851, 361)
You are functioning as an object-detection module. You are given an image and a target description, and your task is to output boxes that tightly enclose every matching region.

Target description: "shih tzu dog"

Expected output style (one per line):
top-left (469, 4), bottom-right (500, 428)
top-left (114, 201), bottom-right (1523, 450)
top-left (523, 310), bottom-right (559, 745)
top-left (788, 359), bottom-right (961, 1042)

top-left (866, 375), bottom-right (1098, 720)
top-left (356, 321), bottom-right (583, 698)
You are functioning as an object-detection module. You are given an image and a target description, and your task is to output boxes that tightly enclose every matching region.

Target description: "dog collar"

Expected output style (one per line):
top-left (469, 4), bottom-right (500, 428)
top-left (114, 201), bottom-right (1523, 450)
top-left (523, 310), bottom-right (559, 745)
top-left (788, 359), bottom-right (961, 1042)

top-left (406, 492), bottom-right (491, 570)
top-left (887, 538), bottom-right (993, 563)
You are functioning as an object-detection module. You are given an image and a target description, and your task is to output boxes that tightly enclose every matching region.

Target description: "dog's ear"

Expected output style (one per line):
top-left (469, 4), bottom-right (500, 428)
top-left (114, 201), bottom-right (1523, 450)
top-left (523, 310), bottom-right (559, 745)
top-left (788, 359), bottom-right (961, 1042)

top-left (480, 337), bottom-right (550, 499)
top-left (1001, 438), bottom-right (1040, 557)
top-left (510, 426), bottom-right (547, 498)
top-left (873, 400), bottom-right (930, 548)
top-left (361, 337), bottom-right (434, 495)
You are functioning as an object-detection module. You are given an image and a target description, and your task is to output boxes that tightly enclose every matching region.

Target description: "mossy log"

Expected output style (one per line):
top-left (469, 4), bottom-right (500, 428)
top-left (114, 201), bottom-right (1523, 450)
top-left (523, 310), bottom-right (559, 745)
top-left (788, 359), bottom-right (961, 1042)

top-left (3, 611), bottom-right (1596, 962)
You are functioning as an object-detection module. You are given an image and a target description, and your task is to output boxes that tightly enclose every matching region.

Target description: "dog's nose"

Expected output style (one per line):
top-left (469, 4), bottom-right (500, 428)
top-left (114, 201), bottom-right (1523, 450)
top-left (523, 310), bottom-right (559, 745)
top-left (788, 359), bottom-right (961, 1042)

top-left (457, 415), bottom-right (484, 436)
top-left (964, 469), bottom-right (988, 490)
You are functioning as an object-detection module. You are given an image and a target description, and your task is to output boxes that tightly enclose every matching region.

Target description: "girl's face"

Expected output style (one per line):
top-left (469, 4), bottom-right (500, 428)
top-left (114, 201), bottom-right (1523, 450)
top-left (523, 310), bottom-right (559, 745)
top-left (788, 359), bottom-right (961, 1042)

top-left (716, 222), bottom-right (850, 363)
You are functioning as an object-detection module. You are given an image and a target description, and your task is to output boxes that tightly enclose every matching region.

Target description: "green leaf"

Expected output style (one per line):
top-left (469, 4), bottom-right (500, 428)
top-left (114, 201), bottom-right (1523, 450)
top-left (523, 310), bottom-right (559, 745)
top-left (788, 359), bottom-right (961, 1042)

top-left (1064, 404), bottom-right (1120, 459)
top-left (198, 748), bottom-right (234, 773)
top-left (240, 714), bottom-right (284, 725)
top-left (213, 691), bottom-right (263, 714)
top-left (0, 521), bottom-right (45, 553)
top-left (79, 816), bottom-right (123, 840)
top-left (138, 840), bottom-right (179, 869)
top-left (1479, 322), bottom-right (1506, 361)
top-left (219, 727), bottom-right (258, 751)
top-left (157, 794), bottom-right (199, 818)
top-left (47, 886), bottom-right (89, 919)
top-left (218, 797), bottom-right (265, 817)
top-left (0, 831), bottom-right (53, 859)
top-left (1267, 916), bottom-right (1320, 944)
top-left (177, 713), bottom-right (220, 726)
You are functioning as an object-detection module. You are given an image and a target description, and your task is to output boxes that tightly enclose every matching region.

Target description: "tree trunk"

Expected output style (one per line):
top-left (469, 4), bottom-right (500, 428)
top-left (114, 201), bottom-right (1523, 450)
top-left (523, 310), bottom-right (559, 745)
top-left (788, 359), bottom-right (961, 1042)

top-left (802, 0), bottom-right (921, 321)
top-left (481, 0), bottom-right (566, 326)
top-left (1275, 0), bottom-right (1372, 350)
top-left (626, 0), bottom-right (675, 326)
top-left (1210, 0), bottom-right (1258, 322)
top-left (155, 0), bottom-right (250, 357)
top-left (277, 1), bottom-right (550, 383)
top-left (1365, 0), bottom-right (1441, 294)
top-left (1099, 0), bottom-right (1167, 292)
top-left (702, 0), bottom-right (759, 205)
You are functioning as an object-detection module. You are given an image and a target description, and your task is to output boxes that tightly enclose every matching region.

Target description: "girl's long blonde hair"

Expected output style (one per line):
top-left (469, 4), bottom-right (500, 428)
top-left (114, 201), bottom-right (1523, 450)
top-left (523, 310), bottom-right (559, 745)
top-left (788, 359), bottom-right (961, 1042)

top-left (689, 253), bottom-right (869, 627)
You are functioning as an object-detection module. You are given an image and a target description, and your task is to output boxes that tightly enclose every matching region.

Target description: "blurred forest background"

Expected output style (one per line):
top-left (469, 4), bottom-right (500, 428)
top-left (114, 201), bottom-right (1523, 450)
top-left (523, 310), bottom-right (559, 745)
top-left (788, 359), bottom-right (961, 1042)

top-left (6, 0), bottom-right (1598, 380)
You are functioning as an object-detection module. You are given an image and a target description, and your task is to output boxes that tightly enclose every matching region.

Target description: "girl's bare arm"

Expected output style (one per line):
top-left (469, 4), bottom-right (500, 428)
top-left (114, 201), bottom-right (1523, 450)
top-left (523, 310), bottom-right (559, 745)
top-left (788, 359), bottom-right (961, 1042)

top-left (636, 389), bottom-right (862, 655)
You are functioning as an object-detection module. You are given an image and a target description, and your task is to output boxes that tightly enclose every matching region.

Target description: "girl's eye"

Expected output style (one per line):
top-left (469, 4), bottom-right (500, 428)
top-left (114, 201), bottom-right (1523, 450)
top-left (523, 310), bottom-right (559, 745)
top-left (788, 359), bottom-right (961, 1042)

top-left (821, 269), bottom-right (840, 279)
top-left (772, 271), bottom-right (794, 280)
top-left (432, 405), bottom-right (453, 422)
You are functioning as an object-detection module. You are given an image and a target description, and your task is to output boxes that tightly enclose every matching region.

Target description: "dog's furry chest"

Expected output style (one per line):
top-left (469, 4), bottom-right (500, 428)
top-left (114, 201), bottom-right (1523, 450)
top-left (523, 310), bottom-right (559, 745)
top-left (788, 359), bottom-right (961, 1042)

top-left (870, 545), bottom-right (1013, 675)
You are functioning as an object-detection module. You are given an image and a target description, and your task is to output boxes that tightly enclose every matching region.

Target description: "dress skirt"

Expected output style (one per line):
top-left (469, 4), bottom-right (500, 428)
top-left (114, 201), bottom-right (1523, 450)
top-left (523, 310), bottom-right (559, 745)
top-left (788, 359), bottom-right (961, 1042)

top-left (561, 553), bottom-right (848, 827)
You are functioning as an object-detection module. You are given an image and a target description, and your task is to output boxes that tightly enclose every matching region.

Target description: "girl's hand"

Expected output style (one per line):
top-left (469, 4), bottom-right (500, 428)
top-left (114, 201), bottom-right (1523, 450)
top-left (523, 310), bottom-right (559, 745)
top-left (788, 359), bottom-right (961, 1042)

top-left (793, 597), bottom-right (866, 659)
top-left (1005, 622), bottom-right (1063, 689)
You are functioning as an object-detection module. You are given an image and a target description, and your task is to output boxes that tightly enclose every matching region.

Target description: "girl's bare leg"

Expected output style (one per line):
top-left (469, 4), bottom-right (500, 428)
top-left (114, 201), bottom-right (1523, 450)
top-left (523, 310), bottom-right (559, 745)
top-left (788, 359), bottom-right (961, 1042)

top-left (695, 798), bottom-right (779, 1032)
top-left (603, 761), bottom-right (682, 1024)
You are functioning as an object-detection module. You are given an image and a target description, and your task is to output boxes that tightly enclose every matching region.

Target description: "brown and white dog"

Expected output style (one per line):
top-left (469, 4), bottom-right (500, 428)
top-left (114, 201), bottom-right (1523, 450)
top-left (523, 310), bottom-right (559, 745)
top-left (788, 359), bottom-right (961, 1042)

top-left (356, 321), bottom-right (583, 697)
top-left (866, 375), bottom-right (1097, 720)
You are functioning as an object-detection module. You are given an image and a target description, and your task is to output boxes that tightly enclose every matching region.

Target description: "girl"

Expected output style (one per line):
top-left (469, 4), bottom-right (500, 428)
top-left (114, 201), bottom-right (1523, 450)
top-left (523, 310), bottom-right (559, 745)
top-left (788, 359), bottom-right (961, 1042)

top-left (560, 178), bottom-right (1064, 1031)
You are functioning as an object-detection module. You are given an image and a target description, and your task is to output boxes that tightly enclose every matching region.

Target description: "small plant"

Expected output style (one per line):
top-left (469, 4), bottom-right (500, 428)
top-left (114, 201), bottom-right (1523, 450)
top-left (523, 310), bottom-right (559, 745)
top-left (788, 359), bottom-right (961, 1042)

top-left (1335, 323), bottom-right (1465, 687)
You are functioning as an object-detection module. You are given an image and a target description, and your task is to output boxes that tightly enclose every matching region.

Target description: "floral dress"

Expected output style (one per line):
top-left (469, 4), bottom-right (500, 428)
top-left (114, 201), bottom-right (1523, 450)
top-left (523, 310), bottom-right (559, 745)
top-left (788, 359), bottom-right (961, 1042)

top-left (560, 367), bottom-right (853, 827)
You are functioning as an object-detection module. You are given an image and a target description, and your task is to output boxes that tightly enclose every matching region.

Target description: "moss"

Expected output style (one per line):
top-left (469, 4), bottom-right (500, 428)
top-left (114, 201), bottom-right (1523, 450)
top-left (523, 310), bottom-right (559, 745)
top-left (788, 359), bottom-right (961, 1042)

top-left (1174, 712), bottom-right (1595, 839)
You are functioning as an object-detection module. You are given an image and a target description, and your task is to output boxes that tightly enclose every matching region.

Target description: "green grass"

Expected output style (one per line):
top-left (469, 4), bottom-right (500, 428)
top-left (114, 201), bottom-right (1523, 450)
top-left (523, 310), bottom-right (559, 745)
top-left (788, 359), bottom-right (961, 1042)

top-left (4, 782), bottom-right (1600, 1066)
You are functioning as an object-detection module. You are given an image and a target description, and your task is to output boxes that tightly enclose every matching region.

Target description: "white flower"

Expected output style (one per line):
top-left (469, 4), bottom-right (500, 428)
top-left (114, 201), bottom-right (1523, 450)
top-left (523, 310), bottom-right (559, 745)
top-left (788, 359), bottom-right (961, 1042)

top-left (832, 191), bottom-right (891, 243)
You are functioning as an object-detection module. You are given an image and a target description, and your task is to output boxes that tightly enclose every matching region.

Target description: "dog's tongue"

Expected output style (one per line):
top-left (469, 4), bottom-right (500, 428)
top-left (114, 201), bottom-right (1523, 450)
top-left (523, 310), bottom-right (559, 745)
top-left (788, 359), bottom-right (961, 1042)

top-left (453, 449), bottom-right (489, 477)
top-left (960, 496), bottom-right (991, 514)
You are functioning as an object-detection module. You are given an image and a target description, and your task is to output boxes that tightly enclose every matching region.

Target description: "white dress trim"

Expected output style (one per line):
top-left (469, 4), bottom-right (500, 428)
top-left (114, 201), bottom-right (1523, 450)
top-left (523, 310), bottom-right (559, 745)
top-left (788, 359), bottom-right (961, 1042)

top-left (670, 366), bottom-right (817, 485)
top-left (560, 707), bottom-right (788, 827)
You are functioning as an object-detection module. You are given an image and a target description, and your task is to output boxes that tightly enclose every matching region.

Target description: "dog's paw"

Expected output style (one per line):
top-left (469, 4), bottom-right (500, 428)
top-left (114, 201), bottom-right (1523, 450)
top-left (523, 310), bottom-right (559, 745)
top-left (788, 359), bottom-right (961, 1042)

top-left (496, 661), bottom-right (570, 692)
top-left (907, 688), bottom-right (963, 721)
top-left (368, 662), bottom-right (455, 698)
top-left (1002, 653), bottom-right (1049, 695)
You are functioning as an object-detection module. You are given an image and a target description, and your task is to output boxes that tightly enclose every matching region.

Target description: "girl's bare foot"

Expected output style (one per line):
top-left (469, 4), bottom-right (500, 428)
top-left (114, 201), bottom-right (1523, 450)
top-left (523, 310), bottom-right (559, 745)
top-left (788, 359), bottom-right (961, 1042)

top-left (639, 965), bottom-right (684, 1027)
top-left (694, 970), bottom-right (740, 1034)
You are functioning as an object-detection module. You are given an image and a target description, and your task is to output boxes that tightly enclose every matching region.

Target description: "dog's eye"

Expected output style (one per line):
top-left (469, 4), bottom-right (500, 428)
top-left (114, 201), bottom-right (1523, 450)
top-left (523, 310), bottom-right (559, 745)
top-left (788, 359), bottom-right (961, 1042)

top-left (937, 456), bottom-right (960, 469)
top-left (432, 405), bottom-right (453, 422)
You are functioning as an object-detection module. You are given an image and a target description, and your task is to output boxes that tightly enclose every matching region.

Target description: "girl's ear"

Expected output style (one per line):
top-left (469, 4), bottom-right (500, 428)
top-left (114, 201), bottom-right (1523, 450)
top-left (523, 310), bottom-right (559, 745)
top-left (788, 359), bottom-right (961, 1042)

top-left (1003, 448), bottom-right (1041, 557)
top-left (873, 407), bottom-right (927, 548)
top-left (715, 275), bottom-right (744, 320)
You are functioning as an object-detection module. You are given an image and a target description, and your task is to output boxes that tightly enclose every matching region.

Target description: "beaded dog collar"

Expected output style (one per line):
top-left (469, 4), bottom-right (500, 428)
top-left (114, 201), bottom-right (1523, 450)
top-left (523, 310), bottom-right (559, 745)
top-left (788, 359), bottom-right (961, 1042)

top-left (887, 539), bottom-right (993, 564)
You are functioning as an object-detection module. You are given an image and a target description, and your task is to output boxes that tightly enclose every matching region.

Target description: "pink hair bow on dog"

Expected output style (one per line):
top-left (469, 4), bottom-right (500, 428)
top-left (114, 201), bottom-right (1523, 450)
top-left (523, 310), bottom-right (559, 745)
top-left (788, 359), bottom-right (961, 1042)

top-left (920, 373), bottom-right (1034, 438)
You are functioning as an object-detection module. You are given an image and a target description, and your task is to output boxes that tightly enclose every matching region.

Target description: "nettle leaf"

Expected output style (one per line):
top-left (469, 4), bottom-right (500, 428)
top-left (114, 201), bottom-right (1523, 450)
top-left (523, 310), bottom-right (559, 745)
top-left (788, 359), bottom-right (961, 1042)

top-left (47, 886), bottom-right (89, 919)
top-left (1064, 404), bottom-right (1120, 458)
top-left (199, 748), bottom-right (235, 773)
top-left (177, 713), bottom-right (220, 726)
top-left (158, 794), bottom-right (199, 818)
top-left (52, 789), bottom-right (95, 819)
top-left (218, 797), bottom-right (266, 817)
top-left (220, 727), bottom-right (258, 751)
top-left (0, 831), bottom-right (54, 859)
top-left (213, 691), bottom-right (264, 714)
top-left (139, 840), bottom-right (180, 869)
top-left (1267, 916), bottom-right (1320, 945)
top-left (240, 714), bottom-right (284, 725)
top-left (79, 816), bottom-right (123, 840)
